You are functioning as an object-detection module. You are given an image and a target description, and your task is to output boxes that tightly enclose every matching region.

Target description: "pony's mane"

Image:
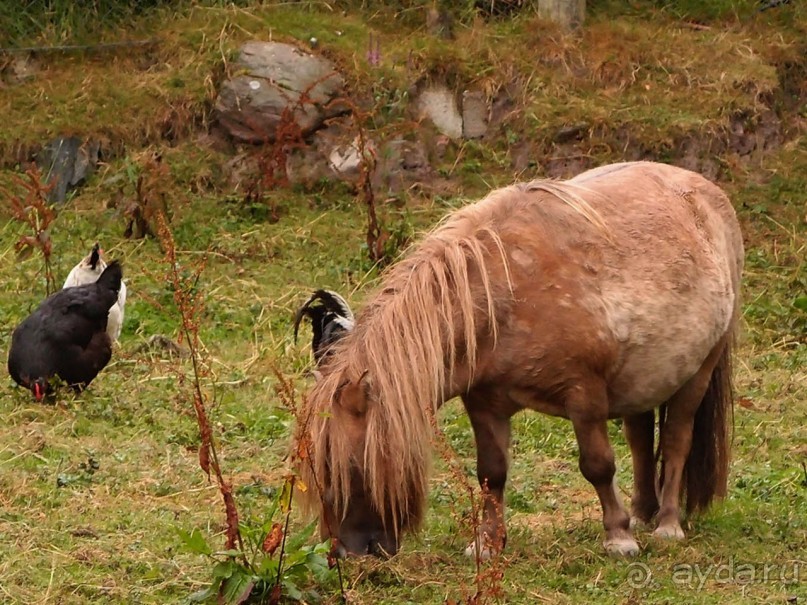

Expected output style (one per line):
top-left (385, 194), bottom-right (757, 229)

top-left (522, 180), bottom-right (610, 235)
top-left (297, 178), bottom-right (607, 531)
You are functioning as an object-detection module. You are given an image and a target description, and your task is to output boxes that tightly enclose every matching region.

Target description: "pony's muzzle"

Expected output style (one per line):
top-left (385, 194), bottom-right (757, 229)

top-left (368, 536), bottom-right (396, 558)
top-left (331, 532), bottom-right (398, 558)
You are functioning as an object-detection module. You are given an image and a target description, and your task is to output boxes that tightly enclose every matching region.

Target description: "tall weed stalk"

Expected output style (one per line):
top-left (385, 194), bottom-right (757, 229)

top-left (156, 214), bottom-right (339, 603)
top-left (2, 164), bottom-right (57, 294)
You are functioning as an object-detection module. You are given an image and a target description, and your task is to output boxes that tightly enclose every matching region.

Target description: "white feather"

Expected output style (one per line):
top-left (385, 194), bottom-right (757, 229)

top-left (63, 247), bottom-right (127, 341)
top-left (323, 289), bottom-right (354, 322)
top-left (333, 315), bottom-right (354, 332)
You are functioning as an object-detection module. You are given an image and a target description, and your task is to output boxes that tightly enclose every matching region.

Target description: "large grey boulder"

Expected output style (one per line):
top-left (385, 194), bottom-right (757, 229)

top-left (215, 41), bottom-right (346, 144)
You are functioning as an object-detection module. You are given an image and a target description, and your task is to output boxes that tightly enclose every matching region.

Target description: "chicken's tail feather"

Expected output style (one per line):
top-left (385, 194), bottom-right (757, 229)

top-left (293, 289), bottom-right (354, 342)
top-left (97, 260), bottom-right (123, 294)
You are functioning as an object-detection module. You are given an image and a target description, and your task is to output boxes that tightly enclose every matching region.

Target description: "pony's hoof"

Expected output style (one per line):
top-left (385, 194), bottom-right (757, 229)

top-left (653, 524), bottom-right (685, 540)
top-left (464, 542), bottom-right (492, 561)
top-left (464, 529), bottom-right (505, 561)
top-left (604, 537), bottom-right (640, 557)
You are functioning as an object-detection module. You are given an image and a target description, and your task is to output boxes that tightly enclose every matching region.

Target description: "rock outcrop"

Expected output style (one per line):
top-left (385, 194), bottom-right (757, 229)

top-left (215, 41), bottom-right (347, 144)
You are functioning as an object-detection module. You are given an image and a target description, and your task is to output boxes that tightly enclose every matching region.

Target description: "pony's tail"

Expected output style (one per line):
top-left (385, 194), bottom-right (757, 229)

top-left (682, 334), bottom-right (734, 514)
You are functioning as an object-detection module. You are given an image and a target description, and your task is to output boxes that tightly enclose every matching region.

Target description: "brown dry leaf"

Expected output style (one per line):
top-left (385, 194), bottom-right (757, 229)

top-left (222, 487), bottom-right (241, 550)
top-left (198, 444), bottom-right (210, 477)
top-left (262, 522), bottom-right (284, 555)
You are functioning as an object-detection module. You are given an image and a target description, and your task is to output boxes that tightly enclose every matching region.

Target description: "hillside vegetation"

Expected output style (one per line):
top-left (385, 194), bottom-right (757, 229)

top-left (0, 1), bottom-right (805, 604)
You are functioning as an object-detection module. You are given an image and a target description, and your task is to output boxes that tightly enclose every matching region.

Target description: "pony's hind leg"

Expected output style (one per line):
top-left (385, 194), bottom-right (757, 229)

top-left (623, 411), bottom-right (659, 526)
top-left (655, 388), bottom-right (703, 539)
top-left (462, 395), bottom-right (511, 560)
top-left (655, 337), bottom-right (729, 540)
top-left (568, 383), bottom-right (638, 557)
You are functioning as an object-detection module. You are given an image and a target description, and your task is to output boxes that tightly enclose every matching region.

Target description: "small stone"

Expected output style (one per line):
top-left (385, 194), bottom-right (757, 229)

top-left (2, 54), bottom-right (37, 85)
top-left (328, 136), bottom-right (370, 177)
top-left (461, 90), bottom-right (488, 139)
top-left (553, 122), bottom-right (589, 144)
top-left (417, 85), bottom-right (462, 140)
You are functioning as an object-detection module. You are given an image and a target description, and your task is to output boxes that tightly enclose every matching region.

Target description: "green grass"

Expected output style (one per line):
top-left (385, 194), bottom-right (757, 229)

top-left (0, 1), bottom-right (806, 604)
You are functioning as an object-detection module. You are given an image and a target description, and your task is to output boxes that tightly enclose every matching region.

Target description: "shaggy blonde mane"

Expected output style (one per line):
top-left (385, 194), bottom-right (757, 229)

top-left (298, 178), bottom-right (607, 531)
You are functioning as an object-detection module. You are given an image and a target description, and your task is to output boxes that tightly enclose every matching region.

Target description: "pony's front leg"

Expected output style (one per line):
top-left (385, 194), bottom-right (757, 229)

top-left (568, 387), bottom-right (638, 557)
top-left (462, 396), bottom-right (511, 560)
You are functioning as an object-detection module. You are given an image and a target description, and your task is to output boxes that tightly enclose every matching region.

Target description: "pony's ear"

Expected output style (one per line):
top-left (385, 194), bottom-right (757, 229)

top-left (334, 370), bottom-right (369, 417)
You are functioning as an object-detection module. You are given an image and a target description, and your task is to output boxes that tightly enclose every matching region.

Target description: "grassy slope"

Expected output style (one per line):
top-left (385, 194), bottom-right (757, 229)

top-left (0, 2), bottom-right (805, 604)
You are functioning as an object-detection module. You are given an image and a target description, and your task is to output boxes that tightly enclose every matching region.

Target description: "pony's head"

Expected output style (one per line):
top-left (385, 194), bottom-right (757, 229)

top-left (301, 363), bottom-right (428, 558)
top-left (298, 337), bottom-right (430, 556)
top-left (321, 372), bottom-right (399, 557)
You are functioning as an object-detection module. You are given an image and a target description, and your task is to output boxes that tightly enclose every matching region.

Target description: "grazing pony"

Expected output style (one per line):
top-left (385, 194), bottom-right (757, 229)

top-left (297, 162), bottom-right (743, 558)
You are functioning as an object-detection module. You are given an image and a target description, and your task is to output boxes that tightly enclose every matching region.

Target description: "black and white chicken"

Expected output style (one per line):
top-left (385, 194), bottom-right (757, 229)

top-left (293, 289), bottom-right (355, 364)
top-left (8, 261), bottom-right (123, 401)
top-left (63, 242), bottom-right (127, 341)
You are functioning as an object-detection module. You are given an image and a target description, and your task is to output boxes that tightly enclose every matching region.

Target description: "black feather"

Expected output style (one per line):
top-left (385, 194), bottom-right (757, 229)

top-left (89, 242), bottom-right (101, 270)
top-left (8, 261), bottom-right (124, 398)
top-left (293, 289), bottom-right (354, 364)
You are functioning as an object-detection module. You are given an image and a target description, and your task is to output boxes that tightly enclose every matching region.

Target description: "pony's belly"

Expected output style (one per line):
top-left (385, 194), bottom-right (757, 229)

top-left (506, 387), bottom-right (569, 418)
top-left (601, 276), bottom-right (735, 415)
top-left (607, 343), bottom-right (711, 415)
top-left (607, 379), bottom-right (683, 416)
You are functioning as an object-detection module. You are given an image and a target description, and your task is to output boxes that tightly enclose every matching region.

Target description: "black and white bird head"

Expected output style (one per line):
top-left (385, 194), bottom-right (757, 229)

top-left (88, 242), bottom-right (102, 270)
top-left (64, 242), bottom-right (106, 287)
top-left (293, 289), bottom-right (355, 365)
